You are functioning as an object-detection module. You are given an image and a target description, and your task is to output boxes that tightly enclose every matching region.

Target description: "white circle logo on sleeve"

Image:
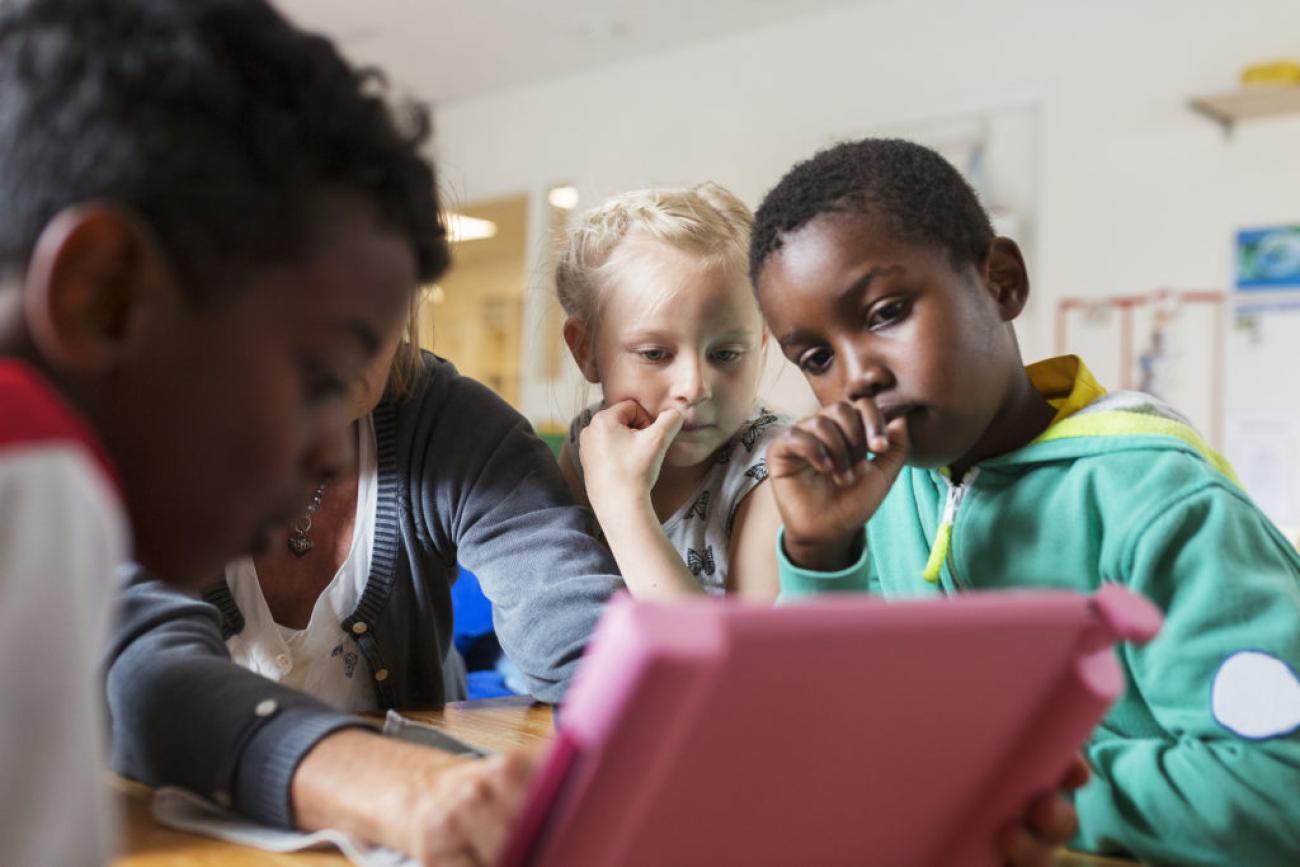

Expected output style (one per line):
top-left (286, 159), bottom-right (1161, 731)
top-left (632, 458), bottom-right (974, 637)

top-left (1211, 650), bottom-right (1300, 739)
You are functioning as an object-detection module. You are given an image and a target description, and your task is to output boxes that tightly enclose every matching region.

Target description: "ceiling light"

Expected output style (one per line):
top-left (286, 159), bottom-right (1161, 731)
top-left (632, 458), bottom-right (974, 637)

top-left (446, 212), bottom-right (497, 243)
top-left (548, 186), bottom-right (580, 210)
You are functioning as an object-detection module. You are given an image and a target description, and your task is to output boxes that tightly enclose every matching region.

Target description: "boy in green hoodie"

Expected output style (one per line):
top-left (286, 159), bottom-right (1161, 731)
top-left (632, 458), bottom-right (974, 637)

top-left (750, 138), bottom-right (1300, 866)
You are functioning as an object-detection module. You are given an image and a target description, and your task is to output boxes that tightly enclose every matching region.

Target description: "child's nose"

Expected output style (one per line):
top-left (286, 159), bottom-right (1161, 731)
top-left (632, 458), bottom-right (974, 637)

top-left (671, 357), bottom-right (711, 406)
top-left (844, 349), bottom-right (894, 401)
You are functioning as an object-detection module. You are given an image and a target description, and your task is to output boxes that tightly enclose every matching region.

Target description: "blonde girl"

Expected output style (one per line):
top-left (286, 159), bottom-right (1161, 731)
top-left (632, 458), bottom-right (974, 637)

top-left (556, 183), bottom-right (787, 601)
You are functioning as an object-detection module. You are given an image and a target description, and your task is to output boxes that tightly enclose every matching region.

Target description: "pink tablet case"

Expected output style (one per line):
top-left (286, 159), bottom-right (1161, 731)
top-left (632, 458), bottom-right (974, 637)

top-left (499, 584), bottom-right (1161, 867)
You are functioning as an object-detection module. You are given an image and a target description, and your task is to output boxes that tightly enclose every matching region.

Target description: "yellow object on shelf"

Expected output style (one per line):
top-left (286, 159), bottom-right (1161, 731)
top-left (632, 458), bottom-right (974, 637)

top-left (1241, 61), bottom-right (1300, 85)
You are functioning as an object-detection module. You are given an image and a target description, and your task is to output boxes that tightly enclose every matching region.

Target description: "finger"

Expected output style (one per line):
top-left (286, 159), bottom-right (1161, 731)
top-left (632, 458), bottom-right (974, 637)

top-left (1026, 791), bottom-right (1079, 847)
top-left (633, 410), bottom-right (684, 485)
top-left (628, 402), bottom-right (655, 429)
top-left (446, 770), bottom-right (508, 864)
top-left (862, 416), bottom-right (910, 485)
top-left (484, 749), bottom-right (538, 818)
top-left (827, 400), bottom-right (868, 460)
top-left (599, 400), bottom-right (646, 428)
top-left (824, 401), bottom-right (868, 482)
top-left (418, 809), bottom-right (479, 867)
top-left (461, 753), bottom-right (538, 863)
top-left (806, 414), bottom-right (858, 480)
top-left (791, 422), bottom-right (845, 477)
top-left (852, 398), bottom-right (889, 453)
top-left (645, 407), bottom-right (686, 444)
top-left (886, 413), bottom-right (910, 452)
top-left (424, 849), bottom-right (477, 867)
top-left (771, 426), bottom-right (839, 478)
top-left (461, 807), bottom-right (510, 864)
top-left (997, 820), bottom-right (1055, 867)
top-left (1059, 754), bottom-right (1091, 790)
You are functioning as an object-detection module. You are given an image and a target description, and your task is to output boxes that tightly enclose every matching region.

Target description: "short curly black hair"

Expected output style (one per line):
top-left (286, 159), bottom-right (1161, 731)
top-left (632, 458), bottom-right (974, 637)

top-left (749, 138), bottom-right (993, 284)
top-left (0, 0), bottom-right (449, 304)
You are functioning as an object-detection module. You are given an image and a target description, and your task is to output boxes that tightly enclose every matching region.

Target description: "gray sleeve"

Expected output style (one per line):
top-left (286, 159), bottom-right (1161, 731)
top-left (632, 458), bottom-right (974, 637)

top-left (424, 382), bottom-right (621, 703)
top-left (105, 568), bottom-right (372, 828)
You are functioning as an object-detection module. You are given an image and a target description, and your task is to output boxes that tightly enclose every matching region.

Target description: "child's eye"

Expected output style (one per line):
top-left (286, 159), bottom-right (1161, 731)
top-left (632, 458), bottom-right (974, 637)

top-left (301, 359), bottom-right (348, 403)
top-left (636, 348), bottom-right (670, 363)
top-left (798, 347), bottom-right (833, 375)
top-left (709, 348), bottom-right (743, 364)
top-left (869, 298), bottom-right (911, 329)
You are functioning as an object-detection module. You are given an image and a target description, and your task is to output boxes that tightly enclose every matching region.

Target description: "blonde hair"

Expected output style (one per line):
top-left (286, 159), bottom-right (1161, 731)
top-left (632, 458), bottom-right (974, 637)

top-left (385, 288), bottom-right (428, 400)
top-left (555, 181), bottom-right (753, 326)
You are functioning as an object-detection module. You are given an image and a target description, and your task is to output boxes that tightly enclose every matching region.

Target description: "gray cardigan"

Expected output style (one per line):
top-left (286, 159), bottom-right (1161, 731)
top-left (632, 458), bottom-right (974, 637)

top-left (106, 355), bottom-right (621, 828)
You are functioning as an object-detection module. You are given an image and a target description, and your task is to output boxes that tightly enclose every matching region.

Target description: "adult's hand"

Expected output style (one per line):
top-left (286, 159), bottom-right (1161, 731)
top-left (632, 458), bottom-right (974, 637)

top-left (292, 729), bottom-right (541, 866)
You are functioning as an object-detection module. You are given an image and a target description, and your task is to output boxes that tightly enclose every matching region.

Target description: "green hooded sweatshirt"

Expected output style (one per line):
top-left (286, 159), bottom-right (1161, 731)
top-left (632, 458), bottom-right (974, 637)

top-left (778, 355), bottom-right (1300, 866)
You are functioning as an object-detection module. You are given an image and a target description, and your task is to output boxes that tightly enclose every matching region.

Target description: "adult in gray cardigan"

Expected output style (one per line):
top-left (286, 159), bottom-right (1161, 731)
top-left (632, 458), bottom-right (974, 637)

top-left (108, 337), bottom-right (622, 865)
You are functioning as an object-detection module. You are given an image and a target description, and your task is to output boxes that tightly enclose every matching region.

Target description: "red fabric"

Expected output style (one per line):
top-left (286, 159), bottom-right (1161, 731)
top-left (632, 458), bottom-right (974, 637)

top-left (0, 359), bottom-right (123, 500)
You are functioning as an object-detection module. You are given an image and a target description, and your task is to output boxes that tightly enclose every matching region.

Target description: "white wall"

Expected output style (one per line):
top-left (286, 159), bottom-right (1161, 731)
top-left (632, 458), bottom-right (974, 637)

top-left (429, 0), bottom-right (1300, 463)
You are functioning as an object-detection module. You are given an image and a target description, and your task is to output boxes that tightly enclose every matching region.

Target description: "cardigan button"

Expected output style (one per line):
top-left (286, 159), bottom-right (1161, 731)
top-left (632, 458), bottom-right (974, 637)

top-left (374, 668), bottom-right (389, 682)
top-left (351, 622), bottom-right (368, 635)
top-left (254, 699), bottom-right (278, 717)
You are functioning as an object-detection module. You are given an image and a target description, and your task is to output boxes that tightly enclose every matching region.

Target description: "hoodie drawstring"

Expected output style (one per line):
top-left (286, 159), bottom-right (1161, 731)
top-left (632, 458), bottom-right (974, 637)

top-left (922, 469), bottom-right (978, 584)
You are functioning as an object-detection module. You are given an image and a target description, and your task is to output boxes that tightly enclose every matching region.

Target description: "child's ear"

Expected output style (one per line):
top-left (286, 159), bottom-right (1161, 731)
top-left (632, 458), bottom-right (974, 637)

top-left (562, 316), bottom-right (601, 383)
top-left (23, 205), bottom-right (165, 374)
top-left (983, 237), bottom-right (1031, 321)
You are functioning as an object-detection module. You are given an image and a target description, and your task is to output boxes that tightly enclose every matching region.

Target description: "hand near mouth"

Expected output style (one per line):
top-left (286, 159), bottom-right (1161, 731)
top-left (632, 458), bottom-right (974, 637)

top-left (767, 396), bottom-right (910, 573)
top-left (580, 400), bottom-right (685, 509)
top-left (576, 401), bottom-right (709, 599)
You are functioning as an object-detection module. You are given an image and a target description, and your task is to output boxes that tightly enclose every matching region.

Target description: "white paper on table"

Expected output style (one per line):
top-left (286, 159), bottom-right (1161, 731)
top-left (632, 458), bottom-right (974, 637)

top-left (382, 709), bottom-right (492, 756)
top-left (151, 786), bottom-right (415, 867)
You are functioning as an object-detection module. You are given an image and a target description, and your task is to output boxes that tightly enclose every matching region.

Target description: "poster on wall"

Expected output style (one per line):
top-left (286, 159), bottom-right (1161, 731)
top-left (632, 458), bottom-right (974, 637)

top-left (1225, 296), bottom-right (1300, 540)
top-left (1236, 225), bottom-right (1300, 290)
top-left (1226, 414), bottom-right (1299, 535)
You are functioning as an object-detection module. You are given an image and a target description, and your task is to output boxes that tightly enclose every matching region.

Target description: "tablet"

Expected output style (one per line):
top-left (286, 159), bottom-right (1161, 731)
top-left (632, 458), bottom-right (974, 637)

top-left (499, 584), bottom-right (1161, 867)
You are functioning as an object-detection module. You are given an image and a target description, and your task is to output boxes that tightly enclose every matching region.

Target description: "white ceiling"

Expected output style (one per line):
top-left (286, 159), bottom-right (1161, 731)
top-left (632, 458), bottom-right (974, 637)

top-left (274, 0), bottom-right (871, 103)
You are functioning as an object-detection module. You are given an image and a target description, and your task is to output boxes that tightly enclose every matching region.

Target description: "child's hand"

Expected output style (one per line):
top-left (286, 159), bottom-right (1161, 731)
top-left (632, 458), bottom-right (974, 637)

top-left (998, 755), bottom-right (1090, 866)
top-left (768, 398), bottom-right (909, 572)
top-left (579, 401), bottom-right (684, 514)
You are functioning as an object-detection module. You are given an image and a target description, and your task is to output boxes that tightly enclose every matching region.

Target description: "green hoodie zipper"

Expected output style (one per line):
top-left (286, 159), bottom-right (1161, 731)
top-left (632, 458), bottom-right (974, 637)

top-left (921, 468), bottom-right (979, 586)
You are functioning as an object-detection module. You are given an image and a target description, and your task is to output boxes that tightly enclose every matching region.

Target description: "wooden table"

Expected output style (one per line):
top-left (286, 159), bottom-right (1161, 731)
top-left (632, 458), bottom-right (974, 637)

top-left (113, 696), bottom-right (1136, 866)
top-left (114, 697), bottom-right (550, 866)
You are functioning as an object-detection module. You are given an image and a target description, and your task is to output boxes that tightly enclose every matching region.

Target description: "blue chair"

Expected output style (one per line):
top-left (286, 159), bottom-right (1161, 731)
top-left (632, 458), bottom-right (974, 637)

top-left (451, 565), bottom-right (518, 699)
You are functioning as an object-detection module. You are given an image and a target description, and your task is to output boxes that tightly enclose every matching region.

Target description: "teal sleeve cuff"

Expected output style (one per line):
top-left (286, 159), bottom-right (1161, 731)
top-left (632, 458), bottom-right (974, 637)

top-left (776, 526), bottom-right (872, 599)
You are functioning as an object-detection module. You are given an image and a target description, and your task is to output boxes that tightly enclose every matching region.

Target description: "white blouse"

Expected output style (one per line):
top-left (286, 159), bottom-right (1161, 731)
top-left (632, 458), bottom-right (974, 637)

top-left (224, 415), bottom-right (379, 713)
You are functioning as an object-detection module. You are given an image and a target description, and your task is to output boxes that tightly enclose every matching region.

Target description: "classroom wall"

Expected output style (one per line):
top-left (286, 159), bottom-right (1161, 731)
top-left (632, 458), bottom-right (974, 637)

top-left (425, 0), bottom-right (1298, 414)
top-left (420, 0), bottom-right (1300, 522)
top-left (422, 256), bottom-right (526, 404)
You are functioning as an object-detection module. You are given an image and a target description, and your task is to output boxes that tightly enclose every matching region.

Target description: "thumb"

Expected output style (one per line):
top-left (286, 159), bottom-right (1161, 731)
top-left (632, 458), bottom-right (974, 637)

top-left (636, 409), bottom-right (684, 488)
top-left (1060, 753), bottom-right (1091, 790)
top-left (645, 407), bottom-right (686, 446)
